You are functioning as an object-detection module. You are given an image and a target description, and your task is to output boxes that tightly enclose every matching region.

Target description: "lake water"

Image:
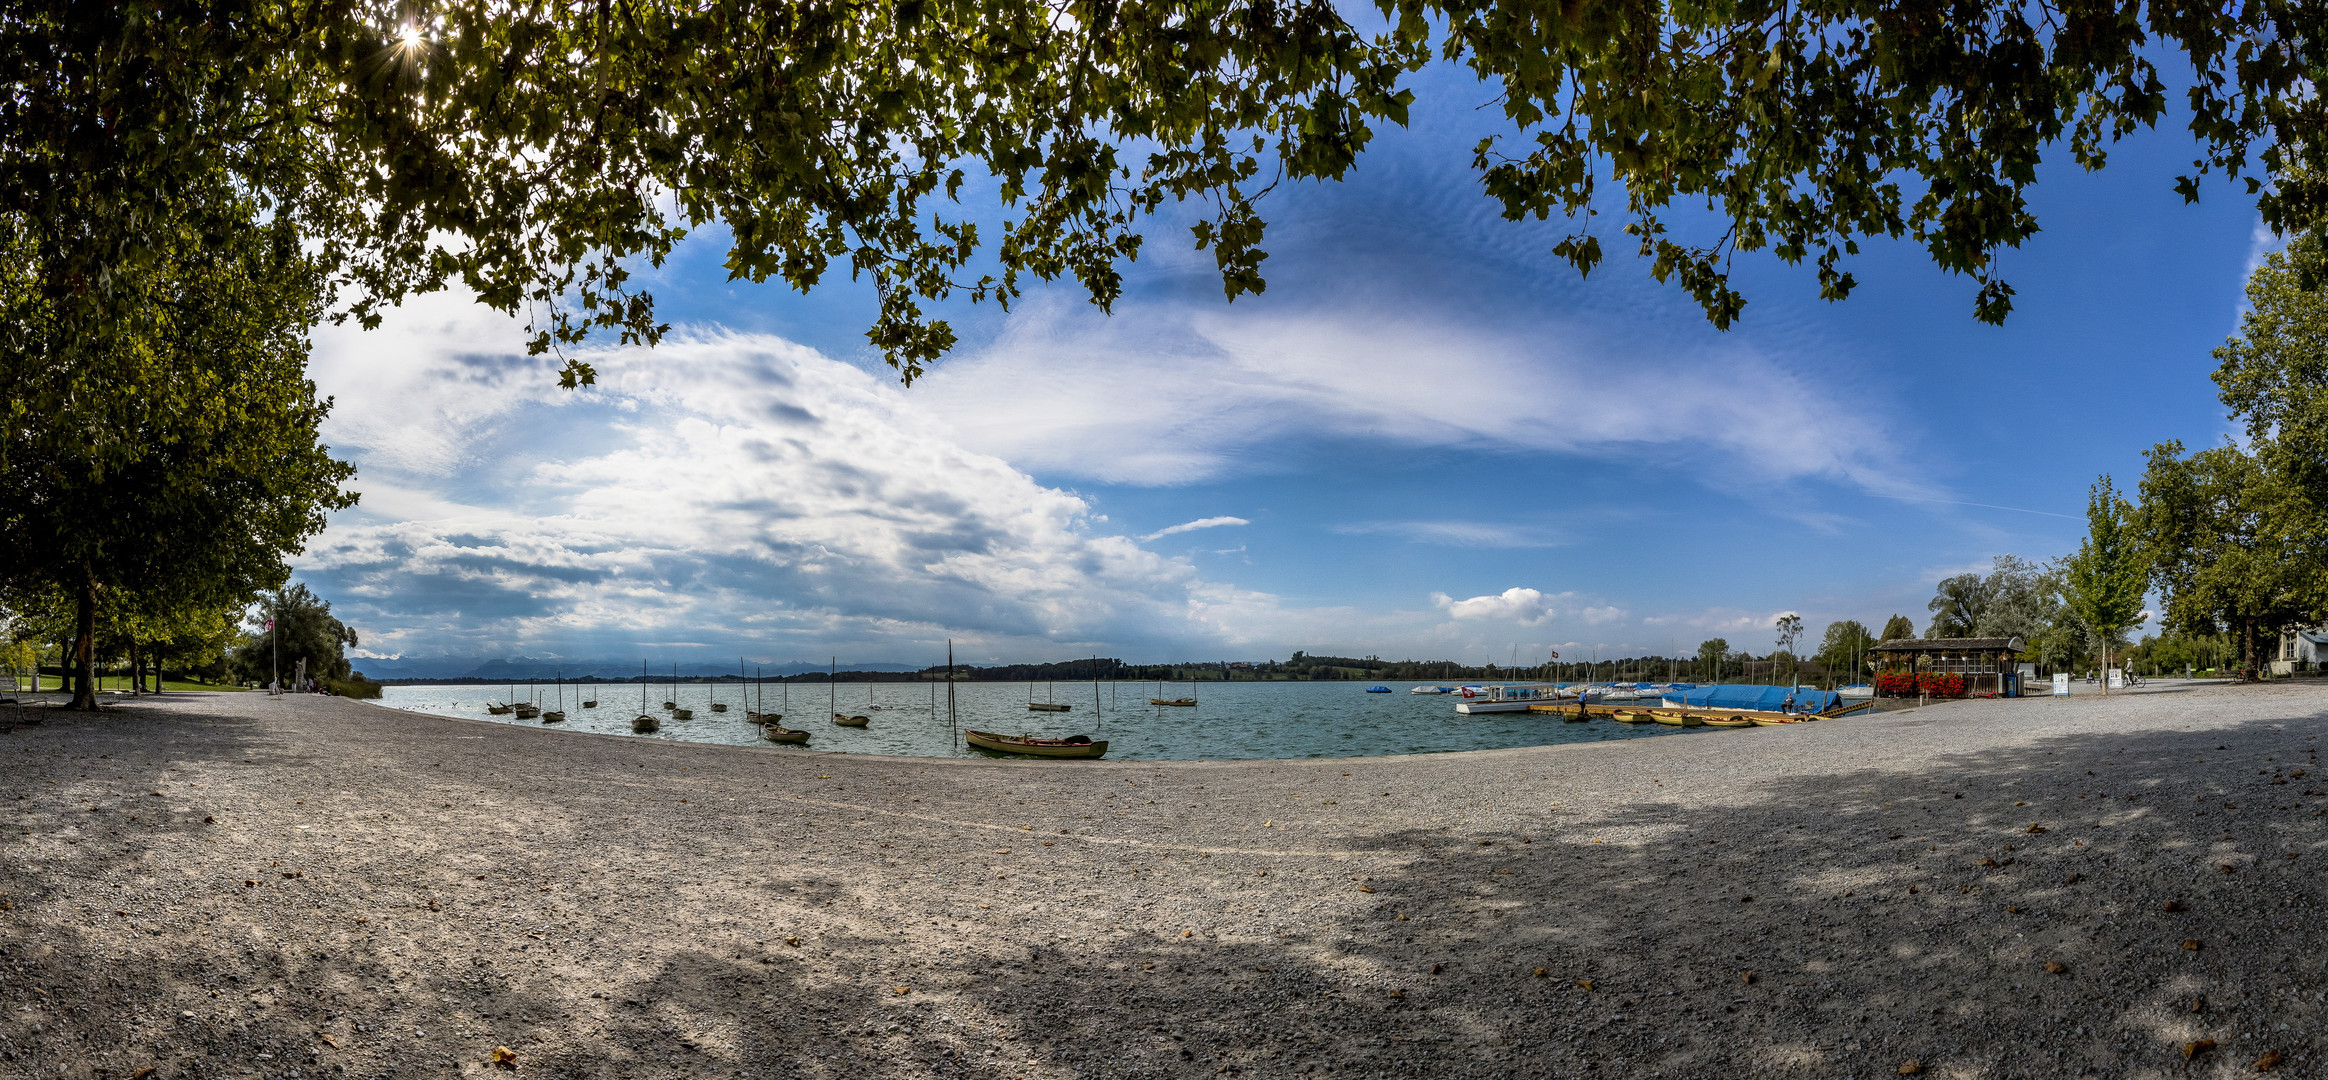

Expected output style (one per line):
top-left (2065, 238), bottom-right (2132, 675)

top-left (372, 680), bottom-right (1702, 761)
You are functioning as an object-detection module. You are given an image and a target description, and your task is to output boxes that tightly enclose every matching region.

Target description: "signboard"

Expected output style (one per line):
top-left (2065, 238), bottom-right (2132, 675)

top-left (2051, 674), bottom-right (2071, 697)
top-left (2107, 668), bottom-right (2125, 690)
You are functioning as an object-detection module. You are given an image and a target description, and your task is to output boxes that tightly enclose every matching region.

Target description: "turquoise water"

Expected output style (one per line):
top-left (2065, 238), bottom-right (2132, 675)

top-left (373, 680), bottom-right (1698, 761)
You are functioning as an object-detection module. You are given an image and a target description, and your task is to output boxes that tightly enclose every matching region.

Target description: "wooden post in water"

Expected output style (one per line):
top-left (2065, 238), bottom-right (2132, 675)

top-left (946, 640), bottom-right (957, 747)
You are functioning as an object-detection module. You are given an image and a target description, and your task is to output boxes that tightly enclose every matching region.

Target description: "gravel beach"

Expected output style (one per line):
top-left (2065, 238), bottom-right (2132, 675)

top-left (2, 681), bottom-right (2323, 1079)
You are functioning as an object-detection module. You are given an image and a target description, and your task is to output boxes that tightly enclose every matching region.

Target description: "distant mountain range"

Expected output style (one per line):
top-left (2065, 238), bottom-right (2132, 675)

top-left (348, 657), bottom-right (928, 682)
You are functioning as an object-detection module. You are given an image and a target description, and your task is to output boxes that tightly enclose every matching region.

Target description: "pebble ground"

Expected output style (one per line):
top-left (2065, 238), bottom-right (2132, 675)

top-left (1, 681), bottom-right (2323, 1079)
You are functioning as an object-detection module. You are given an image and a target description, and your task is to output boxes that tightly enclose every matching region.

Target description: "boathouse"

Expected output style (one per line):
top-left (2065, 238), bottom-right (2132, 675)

top-left (1869, 637), bottom-right (2027, 696)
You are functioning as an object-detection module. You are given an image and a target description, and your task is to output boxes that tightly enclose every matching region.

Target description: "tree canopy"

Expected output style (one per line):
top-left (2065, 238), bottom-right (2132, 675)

top-left (2063, 476), bottom-right (2148, 686)
top-left (4, 0), bottom-right (2320, 390)
top-left (0, 200), bottom-right (354, 707)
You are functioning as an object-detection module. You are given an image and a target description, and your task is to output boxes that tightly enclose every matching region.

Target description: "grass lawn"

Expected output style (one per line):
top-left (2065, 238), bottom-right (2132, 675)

top-left (13, 676), bottom-right (247, 693)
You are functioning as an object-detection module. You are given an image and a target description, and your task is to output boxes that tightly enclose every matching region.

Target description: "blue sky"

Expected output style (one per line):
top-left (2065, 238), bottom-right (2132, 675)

top-left (301, 62), bottom-right (2265, 670)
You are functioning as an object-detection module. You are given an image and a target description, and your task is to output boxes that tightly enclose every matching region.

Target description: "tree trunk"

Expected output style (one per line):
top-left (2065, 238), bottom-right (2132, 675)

top-left (2240, 617), bottom-right (2262, 682)
top-left (69, 566), bottom-right (97, 710)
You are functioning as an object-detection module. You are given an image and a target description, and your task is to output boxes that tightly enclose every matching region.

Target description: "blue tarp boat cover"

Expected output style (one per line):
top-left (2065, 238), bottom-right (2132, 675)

top-left (1662, 684), bottom-right (1841, 713)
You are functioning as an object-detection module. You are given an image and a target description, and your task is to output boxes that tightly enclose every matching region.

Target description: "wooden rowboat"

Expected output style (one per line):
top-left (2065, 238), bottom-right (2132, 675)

top-left (710, 703), bottom-right (728, 713)
top-left (965, 729), bottom-right (1109, 758)
top-left (513, 703), bottom-right (541, 719)
top-left (763, 725), bottom-right (810, 744)
top-left (540, 710), bottom-right (567, 723)
top-left (745, 711), bottom-right (780, 724)
top-left (1651, 713), bottom-right (1704, 727)
top-left (632, 714), bottom-right (660, 733)
top-left (1750, 715), bottom-right (1805, 727)
top-left (1148, 698), bottom-right (1196, 707)
top-left (671, 708), bottom-right (694, 720)
top-left (581, 699), bottom-right (598, 709)
top-left (833, 713), bottom-right (870, 727)
top-left (1700, 716), bottom-right (1754, 728)
top-left (663, 700), bottom-right (678, 710)
top-left (1610, 711), bottom-right (1652, 723)
top-left (1027, 702), bottom-right (1072, 712)
top-left (486, 703), bottom-right (514, 716)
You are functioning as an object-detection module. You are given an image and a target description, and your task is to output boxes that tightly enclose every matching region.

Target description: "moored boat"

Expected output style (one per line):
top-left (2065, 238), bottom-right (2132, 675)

top-left (763, 724), bottom-right (810, 744)
top-left (1407, 685), bottom-right (1453, 695)
top-left (632, 713), bottom-right (660, 733)
top-left (513, 702), bottom-right (541, 719)
top-left (671, 707), bottom-right (693, 720)
top-left (1700, 715), bottom-right (1754, 728)
top-left (1651, 713), bottom-right (1704, 727)
top-left (1749, 715), bottom-right (1804, 726)
top-left (1453, 683), bottom-right (1558, 714)
top-left (1027, 702), bottom-right (1072, 712)
top-left (964, 729), bottom-right (1109, 758)
top-left (486, 703), bottom-right (514, 715)
top-left (1364, 685), bottom-right (1391, 693)
top-left (541, 710), bottom-right (566, 723)
top-left (1610, 711), bottom-right (1652, 723)
top-left (745, 711), bottom-right (780, 723)
top-left (833, 713), bottom-right (869, 727)
top-left (582, 699), bottom-right (598, 709)
top-left (1149, 697), bottom-right (1196, 706)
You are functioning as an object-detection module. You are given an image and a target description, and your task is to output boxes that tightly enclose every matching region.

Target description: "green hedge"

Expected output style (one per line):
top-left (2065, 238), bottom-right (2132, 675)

top-left (323, 675), bottom-right (384, 699)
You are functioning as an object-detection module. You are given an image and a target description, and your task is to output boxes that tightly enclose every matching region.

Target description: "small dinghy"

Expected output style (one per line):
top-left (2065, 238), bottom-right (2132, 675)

top-left (1652, 713), bottom-right (1704, 727)
top-left (1364, 685), bottom-right (1391, 693)
top-left (1750, 715), bottom-right (1805, 726)
top-left (581, 699), bottom-right (597, 709)
top-left (833, 713), bottom-right (870, 727)
top-left (632, 714), bottom-right (660, 733)
top-left (710, 703), bottom-right (728, 712)
top-left (486, 703), bottom-right (514, 716)
top-left (745, 711), bottom-right (780, 724)
top-left (541, 710), bottom-right (566, 723)
top-left (513, 702), bottom-right (541, 719)
top-left (965, 730), bottom-right (1108, 758)
top-left (1610, 711), bottom-right (1652, 723)
top-left (763, 724), bottom-right (810, 744)
top-left (1700, 715), bottom-right (1754, 728)
top-left (1027, 702), bottom-right (1072, 712)
top-left (1148, 697), bottom-right (1196, 707)
top-left (670, 707), bottom-right (694, 720)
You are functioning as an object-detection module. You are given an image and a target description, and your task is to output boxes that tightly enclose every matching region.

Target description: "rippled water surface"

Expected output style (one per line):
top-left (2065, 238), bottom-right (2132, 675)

top-left (372, 680), bottom-right (1700, 761)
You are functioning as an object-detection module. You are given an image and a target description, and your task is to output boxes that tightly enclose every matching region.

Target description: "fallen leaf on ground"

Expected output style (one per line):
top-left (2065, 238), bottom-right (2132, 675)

top-left (491, 1046), bottom-right (518, 1069)
top-left (2164, 901), bottom-right (2182, 912)
top-left (2063, 874), bottom-right (2079, 884)
top-left (2255, 1049), bottom-right (2284, 1070)
top-left (2043, 961), bottom-right (2066, 974)
top-left (894, 986), bottom-right (910, 995)
top-left (1181, 929), bottom-right (1192, 938)
top-left (1897, 1062), bottom-right (1922, 1076)
top-left (2184, 1038), bottom-right (2216, 1059)
top-left (2184, 940), bottom-right (2203, 951)
top-left (1740, 971), bottom-right (1754, 984)
top-left (2027, 823), bottom-right (2046, 833)
top-left (1358, 886), bottom-right (1375, 894)
top-left (1976, 859), bottom-right (1997, 867)
top-left (1531, 968), bottom-right (1548, 978)
top-left (784, 937), bottom-right (800, 947)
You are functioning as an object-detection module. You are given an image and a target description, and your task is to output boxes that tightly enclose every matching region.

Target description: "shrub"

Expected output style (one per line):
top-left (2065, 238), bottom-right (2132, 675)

top-left (323, 674), bottom-right (383, 699)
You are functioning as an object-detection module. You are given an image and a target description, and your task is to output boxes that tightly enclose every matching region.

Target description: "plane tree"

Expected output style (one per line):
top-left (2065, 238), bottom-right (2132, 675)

top-left (0, 202), bottom-right (356, 709)
top-left (2, 0), bottom-right (2321, 397)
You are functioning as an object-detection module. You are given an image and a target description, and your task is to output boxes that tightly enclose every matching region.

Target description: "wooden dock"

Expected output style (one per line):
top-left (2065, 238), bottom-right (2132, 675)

top-left (1525, 699), bottom-right (1876, 724)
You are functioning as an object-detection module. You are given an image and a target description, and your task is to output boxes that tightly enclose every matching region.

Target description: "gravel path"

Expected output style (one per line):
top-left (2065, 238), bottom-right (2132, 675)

top-left (1, 681), bottom-right (2323, 1079)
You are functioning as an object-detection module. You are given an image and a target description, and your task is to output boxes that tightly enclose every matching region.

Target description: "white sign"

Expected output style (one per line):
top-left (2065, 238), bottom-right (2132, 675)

top-left (2107, 668), bottom-right (2125, 689)
top-left (2052, 674), bottom-right (2071, 697)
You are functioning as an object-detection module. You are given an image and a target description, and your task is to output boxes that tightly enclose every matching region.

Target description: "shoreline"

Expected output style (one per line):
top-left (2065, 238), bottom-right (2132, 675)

top-left (3, 682), bottom-right (2324, 1078)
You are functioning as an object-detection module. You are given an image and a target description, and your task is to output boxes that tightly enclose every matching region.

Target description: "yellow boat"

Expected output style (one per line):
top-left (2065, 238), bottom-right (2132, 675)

top-left (965, 729), bottom-right (1109, 758)
top-left (1701, 716), bottom-right (1754, 728)
top-left (833, 713), bottom-right (870, 727)
top-left (1610, 711), bottom-right (1652, 723)
top-left (1750, 715), bottom-right (1805, 727)
top-left (1652, 713), bottom-right (1704, 727)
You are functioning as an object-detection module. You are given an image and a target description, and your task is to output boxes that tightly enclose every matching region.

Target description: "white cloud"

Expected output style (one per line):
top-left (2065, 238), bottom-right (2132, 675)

top-left (1432, 587), bottom-right (1560, 626)
top-left (1333, 520), bottom-right (1566, 548)
top-left (919, 294), bottom-right (1917, 495)
top-left (1141, 516), bottom-right (1249, 542)
top-left (1577, 605), bottom-right (1628, 625)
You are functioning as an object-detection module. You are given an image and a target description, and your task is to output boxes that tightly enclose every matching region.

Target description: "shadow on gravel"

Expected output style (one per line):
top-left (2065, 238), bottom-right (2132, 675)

top-left (1, 701), bottom-right (2325, 1080)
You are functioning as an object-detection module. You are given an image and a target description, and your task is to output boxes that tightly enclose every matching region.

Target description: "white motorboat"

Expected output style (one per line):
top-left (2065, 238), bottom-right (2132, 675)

top-left (1453, 683), bottom-right (1558, 714)
top-left (1408, 685), bottom-right (1453, 695)
top-left (1838, 684), bottom-right (1874, 699)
